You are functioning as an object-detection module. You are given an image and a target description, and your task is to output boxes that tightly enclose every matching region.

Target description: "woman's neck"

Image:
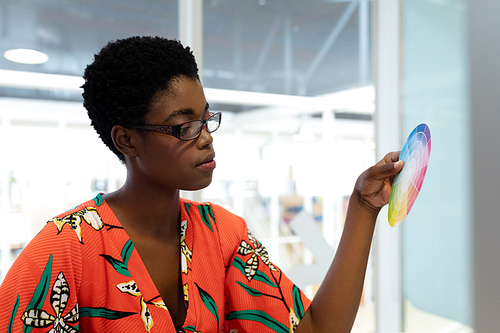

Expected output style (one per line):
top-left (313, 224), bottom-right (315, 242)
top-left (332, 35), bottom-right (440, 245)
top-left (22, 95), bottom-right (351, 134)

top-left (103, 180), bottom-right (181, 240)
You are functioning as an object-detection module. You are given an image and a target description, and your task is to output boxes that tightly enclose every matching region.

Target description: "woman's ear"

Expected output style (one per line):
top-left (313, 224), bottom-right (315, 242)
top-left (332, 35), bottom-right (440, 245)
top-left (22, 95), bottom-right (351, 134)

top-left (111, 125), bottom-right (139, 159)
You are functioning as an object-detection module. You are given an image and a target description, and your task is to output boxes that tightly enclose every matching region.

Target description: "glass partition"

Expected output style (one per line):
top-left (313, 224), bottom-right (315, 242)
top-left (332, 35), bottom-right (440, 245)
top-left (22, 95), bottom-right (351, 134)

top-left (202, 2), bottom-right (376, 331)
top-left (0, 1), bottom-right (376, 331)
top-left (401, 0), bottom-right (472, 331)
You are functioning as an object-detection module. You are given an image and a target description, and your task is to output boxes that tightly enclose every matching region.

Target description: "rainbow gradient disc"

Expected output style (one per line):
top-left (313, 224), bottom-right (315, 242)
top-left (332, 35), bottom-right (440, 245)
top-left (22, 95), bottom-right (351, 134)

top-left (388, 123), bottom-right (431, 227)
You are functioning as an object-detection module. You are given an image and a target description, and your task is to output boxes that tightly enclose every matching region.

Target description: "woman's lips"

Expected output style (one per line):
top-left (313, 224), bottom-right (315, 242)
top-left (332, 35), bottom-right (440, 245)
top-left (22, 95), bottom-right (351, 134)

top-left (197, 159), bottom-right (216, 170)
top-left (196, 154), bottom-right (216, 170)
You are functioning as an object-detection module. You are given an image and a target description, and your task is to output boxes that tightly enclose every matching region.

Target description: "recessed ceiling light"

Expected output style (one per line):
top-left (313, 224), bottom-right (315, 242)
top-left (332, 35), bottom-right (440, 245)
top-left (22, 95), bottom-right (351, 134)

top-left (3, 48), bottom-right (49, 65)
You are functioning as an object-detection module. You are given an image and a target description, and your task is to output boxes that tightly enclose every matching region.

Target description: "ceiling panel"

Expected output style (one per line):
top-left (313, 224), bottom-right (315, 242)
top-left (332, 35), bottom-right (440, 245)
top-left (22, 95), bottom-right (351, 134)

top-left (0, 0), bottom-right (371, 101)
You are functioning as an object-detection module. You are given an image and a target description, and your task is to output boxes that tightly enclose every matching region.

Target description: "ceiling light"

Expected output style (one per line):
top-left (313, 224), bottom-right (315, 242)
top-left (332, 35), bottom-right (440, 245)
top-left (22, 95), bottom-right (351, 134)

top-left (3, 48), bottom-right (49, 65)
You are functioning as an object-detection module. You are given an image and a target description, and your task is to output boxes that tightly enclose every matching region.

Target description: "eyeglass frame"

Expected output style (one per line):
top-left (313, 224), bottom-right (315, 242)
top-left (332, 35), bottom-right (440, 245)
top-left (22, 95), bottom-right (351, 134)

top-left (130, 112), bottom-right (221, 141)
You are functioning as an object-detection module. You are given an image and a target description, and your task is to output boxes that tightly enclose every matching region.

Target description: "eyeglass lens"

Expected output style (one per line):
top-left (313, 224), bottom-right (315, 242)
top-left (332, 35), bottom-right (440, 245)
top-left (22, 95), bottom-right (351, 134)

top-left (180, 113), bottom-right (220, 140)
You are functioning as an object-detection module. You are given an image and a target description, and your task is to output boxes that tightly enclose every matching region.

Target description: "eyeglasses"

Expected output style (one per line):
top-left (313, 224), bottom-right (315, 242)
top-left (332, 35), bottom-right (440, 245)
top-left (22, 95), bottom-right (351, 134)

top-left (131, 112), bottom-right (221, 141)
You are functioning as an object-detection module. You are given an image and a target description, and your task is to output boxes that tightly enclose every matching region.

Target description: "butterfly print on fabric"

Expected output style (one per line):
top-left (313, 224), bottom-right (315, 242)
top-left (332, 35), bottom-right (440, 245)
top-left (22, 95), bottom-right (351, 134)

top-left (236, 231), bottom-right (277, 282)
top-left (50, 207), bottom-right (104, 243)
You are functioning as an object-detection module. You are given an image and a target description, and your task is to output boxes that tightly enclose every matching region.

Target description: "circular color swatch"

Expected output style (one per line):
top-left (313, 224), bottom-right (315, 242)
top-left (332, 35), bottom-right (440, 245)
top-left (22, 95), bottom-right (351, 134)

top-left (388, 123), bottom-right (431, 227)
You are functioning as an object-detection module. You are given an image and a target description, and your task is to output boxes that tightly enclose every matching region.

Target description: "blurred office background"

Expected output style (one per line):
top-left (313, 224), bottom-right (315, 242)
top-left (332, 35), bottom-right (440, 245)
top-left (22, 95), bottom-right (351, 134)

top-left (1, 0), bottom-right (499, 332)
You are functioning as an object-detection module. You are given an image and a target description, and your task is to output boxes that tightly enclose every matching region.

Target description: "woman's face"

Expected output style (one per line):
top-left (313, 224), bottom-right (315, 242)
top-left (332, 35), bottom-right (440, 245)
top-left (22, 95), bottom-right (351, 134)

top-left (132, 76), bottom-right (216, 192)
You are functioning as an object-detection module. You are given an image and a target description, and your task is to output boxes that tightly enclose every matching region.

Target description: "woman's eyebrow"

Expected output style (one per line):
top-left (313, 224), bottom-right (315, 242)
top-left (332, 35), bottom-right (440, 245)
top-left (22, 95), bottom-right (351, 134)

top-left (164, 108), bottom-right (194, 122)
top-left (164, 103), bottom-right (210, 122)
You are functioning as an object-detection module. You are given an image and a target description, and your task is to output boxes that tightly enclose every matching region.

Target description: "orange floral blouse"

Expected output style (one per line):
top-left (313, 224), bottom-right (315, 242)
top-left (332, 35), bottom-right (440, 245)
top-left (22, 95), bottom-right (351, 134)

top-left (0, 194), bottom-right (311, 332)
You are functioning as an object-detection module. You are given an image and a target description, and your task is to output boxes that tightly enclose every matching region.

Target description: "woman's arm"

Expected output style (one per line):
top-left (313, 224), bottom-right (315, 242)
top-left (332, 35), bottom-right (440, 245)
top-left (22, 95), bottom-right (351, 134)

top-left (295, 151), bottom-right (403, 333)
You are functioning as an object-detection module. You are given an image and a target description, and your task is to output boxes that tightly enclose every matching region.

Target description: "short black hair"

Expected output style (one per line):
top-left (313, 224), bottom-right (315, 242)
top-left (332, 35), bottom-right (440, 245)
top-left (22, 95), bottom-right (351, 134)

top-left (82, 36), bottom-right (199, 162)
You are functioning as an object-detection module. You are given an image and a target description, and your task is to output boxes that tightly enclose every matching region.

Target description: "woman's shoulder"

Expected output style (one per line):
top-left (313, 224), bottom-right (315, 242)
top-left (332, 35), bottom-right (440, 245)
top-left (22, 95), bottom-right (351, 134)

top-left (180, 197), bottom-right (248, 257)
top-left (47, 194), bottom-right (108, 237)
top-left (180, 197), bottom-right (247, 231)
top-left (52, 194), bottom-right (103, 218)
top-left (1, 197), bottom-right (103, 292)
top-left (24, 195), bottom-right (104, 249)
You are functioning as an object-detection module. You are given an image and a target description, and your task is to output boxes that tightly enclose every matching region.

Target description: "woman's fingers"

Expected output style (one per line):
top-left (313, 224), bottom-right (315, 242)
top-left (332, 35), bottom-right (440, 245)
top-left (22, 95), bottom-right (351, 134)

top-left (376, 150), bottom-right (401, 165)
top-left (369, 152), bottom-right (403, 181)
top-left (354, 151), bottom-right (404, 211)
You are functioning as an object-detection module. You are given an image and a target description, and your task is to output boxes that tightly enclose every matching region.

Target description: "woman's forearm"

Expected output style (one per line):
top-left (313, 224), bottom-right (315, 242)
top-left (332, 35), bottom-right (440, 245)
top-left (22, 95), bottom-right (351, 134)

top-left (295, 193), bottom-right (378, 333)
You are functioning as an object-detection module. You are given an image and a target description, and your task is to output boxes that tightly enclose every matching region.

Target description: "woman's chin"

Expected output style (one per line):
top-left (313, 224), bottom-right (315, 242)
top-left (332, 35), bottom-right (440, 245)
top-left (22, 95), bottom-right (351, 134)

top-left (181, 179), bottom-right (213, 192)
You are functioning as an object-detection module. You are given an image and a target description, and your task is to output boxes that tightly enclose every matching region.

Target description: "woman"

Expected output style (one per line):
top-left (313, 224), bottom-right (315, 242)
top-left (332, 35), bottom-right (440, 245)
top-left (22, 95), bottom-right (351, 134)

top-left (0, 36), bottom-right (403, 332)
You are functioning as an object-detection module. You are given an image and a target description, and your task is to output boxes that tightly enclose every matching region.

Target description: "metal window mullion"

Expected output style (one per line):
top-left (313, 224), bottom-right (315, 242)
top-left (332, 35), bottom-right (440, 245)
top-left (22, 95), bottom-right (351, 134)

top-left (373, 0), bottom-right (403, 332)
top-left (178, 0), bottom-right (203, 79)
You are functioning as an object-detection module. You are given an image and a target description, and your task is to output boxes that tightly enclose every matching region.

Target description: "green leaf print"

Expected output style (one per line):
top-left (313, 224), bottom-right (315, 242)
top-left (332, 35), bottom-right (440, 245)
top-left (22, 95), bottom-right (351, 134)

top-left (23, 254), bottom-right (52, 333)
top-left (120, 240), bottom-right (134, 266)
top-left (100, 254), bottom-right (131, 277)
top-left (225, 310), bottom-right (289, 333)
top-left (195, 283), bottom-right (219, 328)
top-left (185, 203), bottom-right (192, 217)
top-left (232, 257), bottom-right (277, 288)
top-left (235, 281), bottom-right (263, 297)
top-left (293, 285), bottom-right (305, 320)
top-left (93, 193), bottom-right (104, 206)
top-left (183, 326), bottom-right (197, 332)
top-left (8, 295), bottom-right (20, 333)
top-left (80, 307), bottom-right (136, 319)
top-left (198, 205), bottom-right (215, 232)
top-left (101, 240), bottom-right (134, 277)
